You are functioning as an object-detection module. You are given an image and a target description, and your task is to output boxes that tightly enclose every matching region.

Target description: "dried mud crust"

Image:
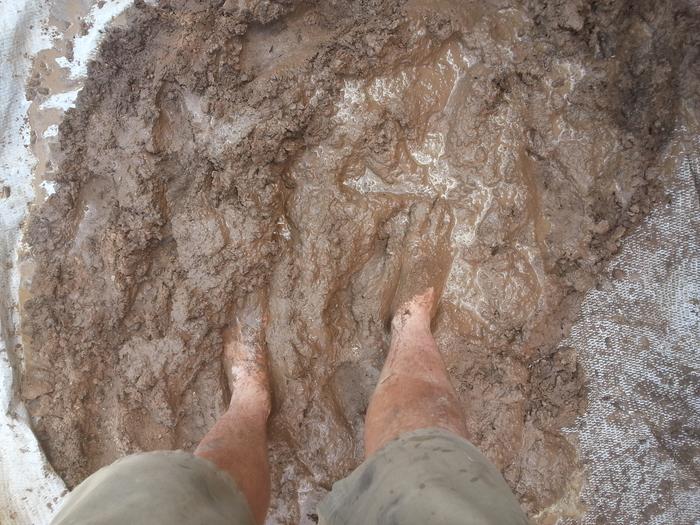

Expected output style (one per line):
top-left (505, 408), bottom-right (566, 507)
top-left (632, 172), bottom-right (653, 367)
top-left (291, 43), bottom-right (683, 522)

top-left (21, 0), bottom-right (698, 522)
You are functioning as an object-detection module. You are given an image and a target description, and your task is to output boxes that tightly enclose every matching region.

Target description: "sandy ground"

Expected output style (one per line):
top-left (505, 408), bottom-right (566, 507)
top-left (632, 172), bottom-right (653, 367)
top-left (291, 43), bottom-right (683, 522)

top-left (16, 0), bottom-right (699, 523)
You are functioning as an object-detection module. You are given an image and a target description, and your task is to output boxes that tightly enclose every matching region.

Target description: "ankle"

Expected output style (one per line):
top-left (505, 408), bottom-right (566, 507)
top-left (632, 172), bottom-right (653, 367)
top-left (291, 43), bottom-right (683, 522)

top-left (227, 399), bottom-right (271, 426)
top-left (391, 303), bottom-right (432, 331)
top-left (228, 385), bottom-right (271, 420)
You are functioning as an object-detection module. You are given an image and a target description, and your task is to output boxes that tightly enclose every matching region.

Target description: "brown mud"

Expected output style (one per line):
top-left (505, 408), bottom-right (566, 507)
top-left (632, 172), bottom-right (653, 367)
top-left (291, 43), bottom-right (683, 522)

top-left (20, 0), bottom-right (699, 522)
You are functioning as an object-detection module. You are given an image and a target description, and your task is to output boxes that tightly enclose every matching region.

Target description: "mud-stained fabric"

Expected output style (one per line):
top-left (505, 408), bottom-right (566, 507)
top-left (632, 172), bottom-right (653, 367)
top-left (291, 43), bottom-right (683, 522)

top-left (51, 451), bottom-right (255, 525)
top-left (318, 428), bottom-right (531, 525)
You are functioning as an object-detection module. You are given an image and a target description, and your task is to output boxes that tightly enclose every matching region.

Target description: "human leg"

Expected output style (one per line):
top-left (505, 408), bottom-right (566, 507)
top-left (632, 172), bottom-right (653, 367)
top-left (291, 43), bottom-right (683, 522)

top-left (364, 287), bottom-right (467, 456)
top-left (195, 299), bottom-right (272, 525)
top-left (317, 200), bottom-right (529, 524)
top-left (365, 199), bottom-right (466, 455)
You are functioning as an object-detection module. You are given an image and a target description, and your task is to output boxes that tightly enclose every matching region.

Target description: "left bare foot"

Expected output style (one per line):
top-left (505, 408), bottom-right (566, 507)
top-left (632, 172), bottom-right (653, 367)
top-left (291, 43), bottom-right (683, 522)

top-left (222, 293), bottom-right (272, 418)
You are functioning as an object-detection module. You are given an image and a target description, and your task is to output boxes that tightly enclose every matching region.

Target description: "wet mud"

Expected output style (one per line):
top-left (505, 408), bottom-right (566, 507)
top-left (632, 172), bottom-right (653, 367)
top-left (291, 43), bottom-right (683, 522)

top-left (20, 0), bottom-right (699, 522)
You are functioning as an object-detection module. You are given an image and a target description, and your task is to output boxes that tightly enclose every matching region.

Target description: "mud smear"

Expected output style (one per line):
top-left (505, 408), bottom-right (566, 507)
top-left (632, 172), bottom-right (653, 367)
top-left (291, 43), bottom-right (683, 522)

top-left (20, 0), bottom-right (699, 522)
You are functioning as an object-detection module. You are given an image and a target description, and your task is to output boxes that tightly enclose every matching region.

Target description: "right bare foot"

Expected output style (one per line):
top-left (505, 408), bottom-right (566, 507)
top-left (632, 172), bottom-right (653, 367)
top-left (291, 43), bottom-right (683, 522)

top-left (222, 293), bottom-right (272, 418)
top-left (389, 199), bottom-right (454, 323)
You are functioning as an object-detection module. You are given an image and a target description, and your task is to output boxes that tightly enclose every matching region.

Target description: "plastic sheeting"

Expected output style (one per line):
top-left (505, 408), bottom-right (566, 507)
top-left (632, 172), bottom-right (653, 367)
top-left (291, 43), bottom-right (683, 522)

top-left (0, 0), bottom-right (132, 523)
top-left (0, 1), bottom-right (697, 523)
top-left (564, 133), bottom-right (700, 524)
top-left (0, 1), bottom-right (67, 523)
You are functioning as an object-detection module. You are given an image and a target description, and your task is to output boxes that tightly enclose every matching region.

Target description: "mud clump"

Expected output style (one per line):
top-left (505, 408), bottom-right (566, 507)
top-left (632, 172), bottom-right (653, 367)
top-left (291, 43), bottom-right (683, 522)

top-left (21, 0), bottom-right (699, 522)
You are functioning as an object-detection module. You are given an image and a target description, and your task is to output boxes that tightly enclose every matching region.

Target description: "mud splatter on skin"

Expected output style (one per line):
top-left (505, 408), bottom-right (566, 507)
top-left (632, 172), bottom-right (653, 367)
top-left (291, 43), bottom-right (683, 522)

top-left (21, 0), bottom-right (698, 522)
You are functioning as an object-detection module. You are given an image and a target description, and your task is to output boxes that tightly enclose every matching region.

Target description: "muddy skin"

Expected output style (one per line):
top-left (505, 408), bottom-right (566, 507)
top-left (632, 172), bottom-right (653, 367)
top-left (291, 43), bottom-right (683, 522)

top-left (20, 0), bottom-right (699, 522)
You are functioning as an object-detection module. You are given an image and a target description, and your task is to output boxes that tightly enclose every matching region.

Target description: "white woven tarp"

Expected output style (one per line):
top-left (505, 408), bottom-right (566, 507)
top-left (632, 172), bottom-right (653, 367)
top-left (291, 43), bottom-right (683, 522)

top-left (564, 133), bottom-right (700, 524)
top-left (0, 0), bottom-right (131, 522)
top-left (0, 1), bottom-right (67, 523)
top-left (0, 1), bottom-right (697, 523)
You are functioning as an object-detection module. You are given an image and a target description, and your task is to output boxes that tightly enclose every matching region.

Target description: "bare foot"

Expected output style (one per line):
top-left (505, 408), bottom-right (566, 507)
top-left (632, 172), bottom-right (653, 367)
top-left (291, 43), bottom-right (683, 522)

top-left (222, 293), bottom-right (272, 417)
top-left (390, 198), bottom-right (454, 321)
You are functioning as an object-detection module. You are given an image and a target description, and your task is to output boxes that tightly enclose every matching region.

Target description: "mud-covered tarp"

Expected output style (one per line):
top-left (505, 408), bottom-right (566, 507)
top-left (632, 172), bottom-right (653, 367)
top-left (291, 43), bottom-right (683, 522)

top-left (560, 134), bottom-right (700, 524)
